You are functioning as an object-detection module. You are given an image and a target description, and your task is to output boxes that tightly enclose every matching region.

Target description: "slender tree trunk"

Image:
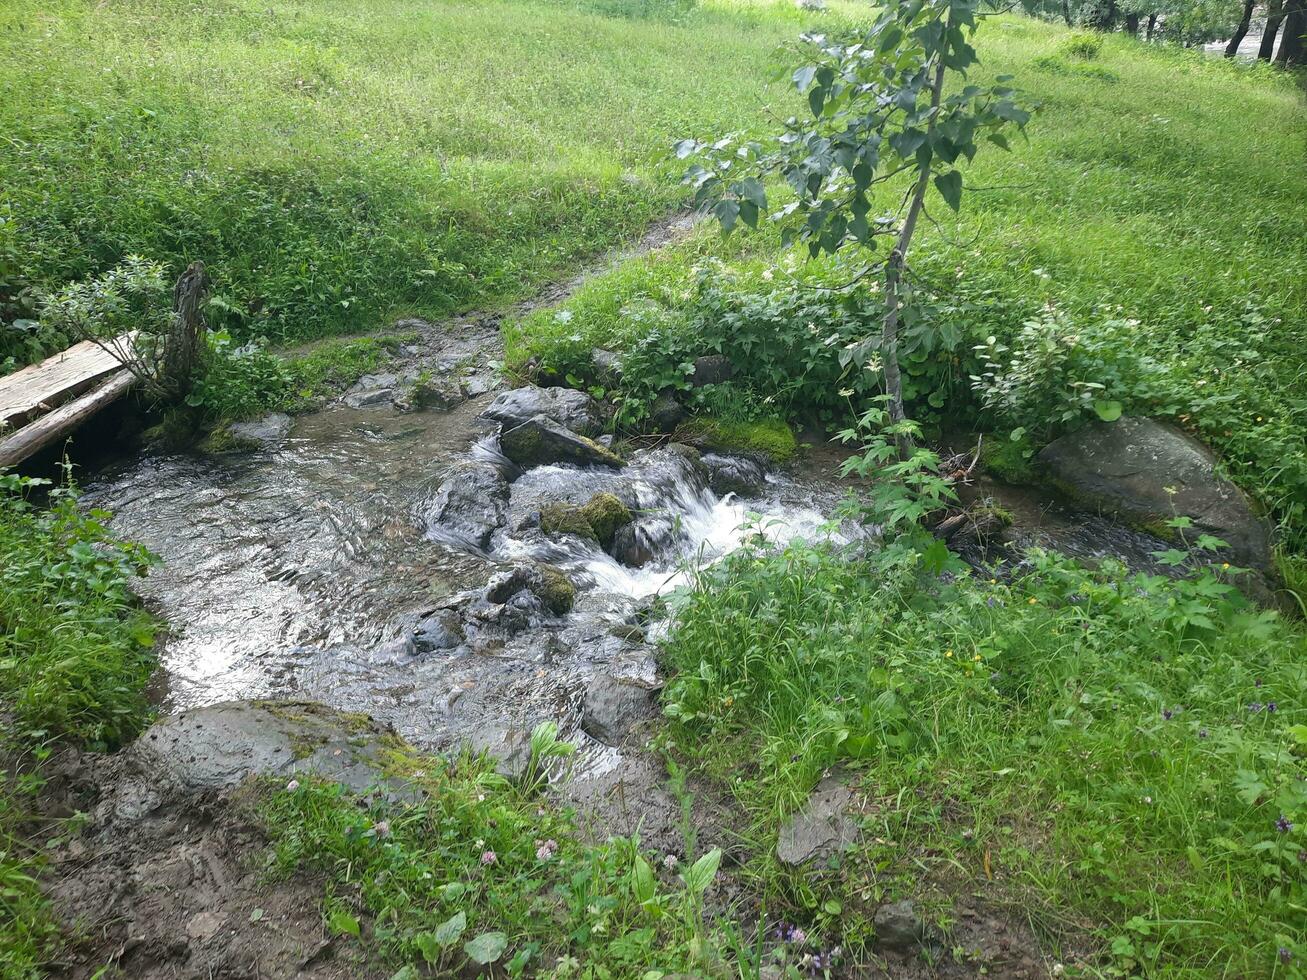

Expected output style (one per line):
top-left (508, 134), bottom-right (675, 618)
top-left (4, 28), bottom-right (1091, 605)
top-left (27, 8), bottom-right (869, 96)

top-left (1146, 12), bottom-right (1157, 39)
top-left (1125, 12), bottom-right (1140, 36)
top-left (1225, 0), bottom-right (1257, 54)
top-left (1062, 0), bottom-right (1073, 26)
top-left (881, 53), bottom-right (946, 460)
top-left (1276, 0), bottom-right (1305, 62)
top-left (1261, 0), bottom-right (1285, 58)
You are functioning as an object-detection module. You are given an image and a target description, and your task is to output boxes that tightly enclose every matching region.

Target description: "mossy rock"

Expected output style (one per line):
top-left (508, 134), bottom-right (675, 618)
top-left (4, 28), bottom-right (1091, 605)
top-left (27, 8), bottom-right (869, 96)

top-left (978, 433), bottom-right (1038, 485)
top-left (540, 502), bottom-right (598, 541)
top-left (675, 416), bottom-right (797, 462)
top-left (537, 565), bottom-right (576, 615)
top-left (197, 425), bottom-right (259, 455)
top-left (579, 492), bottom-right (632, 549)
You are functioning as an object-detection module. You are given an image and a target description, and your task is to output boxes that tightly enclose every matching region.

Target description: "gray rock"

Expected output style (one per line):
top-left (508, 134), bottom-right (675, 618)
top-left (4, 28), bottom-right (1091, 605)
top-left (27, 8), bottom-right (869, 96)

top-left (122, 701), bottom-right (408, 799)
top-left (592, 348), bottom-right (624, 383)
top-left (776, 776), bottom-right (858, 866)
top-left (691, 354), bottom-right (735, 387)
top-left (650, 388), bottom-right (686, 431)
top-left (395, 375), bottom-right (465, 412)
top-left (701, 453), bottom-right (767, 496)
top-left (874, 899), bottom-right (931, 953)
top-left (610, 515), bottom-right (677, 568)
top-left (226, 412), bottom-right (292, 446)
top-left (343, 373), bottom-right (399, 409)
top-left (466, 725), bottom-right (533, 781)
top-left (481, 385), bottom-right (602, 436)
top-left (421, 461), bottom-right (509, 551)
top-left (1039, 417), bottom-right (1272, 573)
top-left (581, 674), bottom-right (659, 746)
top-left (499, 414), bottom-right (622, 470)
top-left (483, 563), bottom-right (575, 616)
top-left (413, 609), bottom-right (464, 651)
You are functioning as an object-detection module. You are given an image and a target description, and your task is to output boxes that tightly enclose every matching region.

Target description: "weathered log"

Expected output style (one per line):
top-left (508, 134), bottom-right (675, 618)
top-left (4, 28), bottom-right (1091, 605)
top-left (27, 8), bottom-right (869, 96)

top-left (0, 370), bottom-right (137, 468)
top-left (0, 335), bottom-right (135, 430)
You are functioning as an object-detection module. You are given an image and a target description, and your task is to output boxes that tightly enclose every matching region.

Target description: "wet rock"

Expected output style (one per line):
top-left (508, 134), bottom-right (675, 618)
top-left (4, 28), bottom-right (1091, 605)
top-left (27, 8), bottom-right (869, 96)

top-left (481, 385), bottom-right (602, 436)
top-left (484, 563), bottom-right (576, 616)
top-left (776, 776), bottom-right (858, 866)
top-left (581, 674), bottom-right (659, 746)
top-left (701, 453), bottom-right (767, 496)
top-left (422, 461), bottom-right (509, 551)
top-left (691, 353), bottom-right (735, 387)
top-left (1039, 417), bottom-right (1272, 573)
top-left (226, 412), bottom-right (292, 446)
top-left (610, 515), bottom-right (677, 568)
top-left (466, 725), bottom-right (534, 781)
top-left (413, 609), bottom-right (464, 651)
top-left (342, 372), bottom-right (399, 409)
top-left (499, 414), bottom-right (622, 470)
top-left (650, 388), bottom-right (686, 431)
top-left (395, 374), bottom-right (465, 412)
top-left (592, 348), bottom-right (624, 383)
top-left (874, 899), bottom-right (933, 953)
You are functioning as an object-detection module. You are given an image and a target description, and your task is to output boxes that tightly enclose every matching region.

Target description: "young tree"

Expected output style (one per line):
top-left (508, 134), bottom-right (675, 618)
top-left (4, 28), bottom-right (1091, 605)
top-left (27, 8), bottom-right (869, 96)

top-left (679, 0), bottom-right (1033, 457)
top-left (1224, 0), bottom-right (1257, 53)
top-left (1259, 0), bottom-right (1284, 57)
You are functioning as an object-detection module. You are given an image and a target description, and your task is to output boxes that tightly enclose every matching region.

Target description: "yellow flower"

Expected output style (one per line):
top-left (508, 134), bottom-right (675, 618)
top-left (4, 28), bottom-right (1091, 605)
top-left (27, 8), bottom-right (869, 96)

top-left (945, 649), bottom-right (953, 658)
top-left (1028, 597), bottom-right (1038, 605)
top-left (973, 654), bottom-right (983, 662)
top-left (1221, 563), bottom-right (1230, 570)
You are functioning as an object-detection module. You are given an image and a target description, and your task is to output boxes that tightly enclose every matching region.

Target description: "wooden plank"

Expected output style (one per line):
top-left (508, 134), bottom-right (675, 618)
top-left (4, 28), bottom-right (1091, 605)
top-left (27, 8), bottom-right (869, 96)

top-left (0, 334), bottom-right (136, 429)
top-left (0, 370), bottom-right (137, 469)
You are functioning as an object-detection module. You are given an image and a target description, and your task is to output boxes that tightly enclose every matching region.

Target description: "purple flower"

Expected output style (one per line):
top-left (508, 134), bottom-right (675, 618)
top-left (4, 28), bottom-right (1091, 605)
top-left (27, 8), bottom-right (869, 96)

top-left (480, 849), bottom-right (498, 865)
top-left (1266, 702), bottom-right (1278, 713)
top-left (1280, 947), bottom-right (1293, 963)
top-left (1248, 702), bottom-right (1264, 713)
top-left (1299, 850), bottom-right (1307, 863)
top-left (1276, 815), bottom-right (1293, 833)
top-left (1162, 709), bottom-right (1173, 721)
top-left (1198, 728), bottom-right (1209, 739)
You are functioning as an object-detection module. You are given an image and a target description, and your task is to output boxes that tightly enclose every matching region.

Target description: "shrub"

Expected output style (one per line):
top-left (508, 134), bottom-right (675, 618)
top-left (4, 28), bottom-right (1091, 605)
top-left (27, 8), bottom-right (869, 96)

top-left (1058, 30), bottom-right (1104, 59)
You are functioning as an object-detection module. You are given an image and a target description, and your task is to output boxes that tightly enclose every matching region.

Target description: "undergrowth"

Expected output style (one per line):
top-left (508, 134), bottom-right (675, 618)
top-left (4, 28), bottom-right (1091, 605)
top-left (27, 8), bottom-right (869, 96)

top-left (0, 471), bottom-right (160, 977)
top-left (658, 525), bottom-right (1307, 977)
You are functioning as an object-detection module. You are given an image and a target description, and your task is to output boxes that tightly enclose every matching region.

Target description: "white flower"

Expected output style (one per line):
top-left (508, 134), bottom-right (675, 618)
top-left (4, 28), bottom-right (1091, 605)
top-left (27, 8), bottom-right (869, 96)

top-left (285, 779), bottom-right (300, 792)
top-left (761, 269), bottom-right (774, 281)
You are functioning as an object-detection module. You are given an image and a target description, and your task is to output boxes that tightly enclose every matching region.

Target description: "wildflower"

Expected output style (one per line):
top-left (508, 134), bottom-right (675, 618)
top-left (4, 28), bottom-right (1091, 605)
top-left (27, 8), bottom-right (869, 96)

top-left (663, 853), bottom-right (679, 871)
top-left (762, 269), bottom-right (774, 281)
top-left (372, 819), bottom-right (391, 838)
top-left (986, 596), bottom-right (999, 608)
top-left (1027, 597), bottom-right (1038, 605)
top-left (1277, 815), bottom-right (1293, 834)
top-left (1249, 702), bottom-right (1264, 713)
top-left (1198, 728), bottom-right (1209, 739)
top-left (1162, 709), bottom-right (1173, 721)
top-left (1267, 702), bottom-right (1278, 713)
top-left (1255, 678), bottom-right (1263, 688)
top-left (536, 839), bottom-right (558, 862)
top-left (1280, 948), bottom-right (1294, 963)
top-left (973, 654), bottom-right (982, 662)
top-left (1143, 795), bottom-right (1152, 804)
top-left (1298, 850), bottom-right (1307, 863)
top-left (481, 849), bottom-right (498, 865)
top-left (285, 779), bottom-right (300, 792)
top-left (945, 649), bottom-right (953, 658)
top-left (1221, 563), bottom-right (1231, 570)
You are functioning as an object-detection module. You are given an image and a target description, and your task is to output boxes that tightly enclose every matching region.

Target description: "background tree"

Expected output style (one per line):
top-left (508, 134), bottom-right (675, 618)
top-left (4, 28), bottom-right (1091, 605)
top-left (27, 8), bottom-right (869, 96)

top-left (680, 0), bottom-right (1033, 457)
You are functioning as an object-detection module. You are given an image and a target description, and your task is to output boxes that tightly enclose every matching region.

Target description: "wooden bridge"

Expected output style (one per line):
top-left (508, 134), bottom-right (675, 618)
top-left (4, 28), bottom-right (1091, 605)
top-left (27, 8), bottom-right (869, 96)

top-left (0, 335), bottom-right (138, 469)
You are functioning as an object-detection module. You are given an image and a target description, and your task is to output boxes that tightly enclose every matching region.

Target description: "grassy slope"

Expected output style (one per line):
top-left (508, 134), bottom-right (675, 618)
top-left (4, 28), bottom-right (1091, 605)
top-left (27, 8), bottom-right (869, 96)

top-left (507, 20), bottom-right (1307, 546)
top-left (0, 0), bottom-right (837, 357)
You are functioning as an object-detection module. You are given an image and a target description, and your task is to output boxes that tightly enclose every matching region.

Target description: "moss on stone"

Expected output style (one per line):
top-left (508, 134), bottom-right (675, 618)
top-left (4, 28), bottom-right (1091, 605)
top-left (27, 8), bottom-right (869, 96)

top-left (676, 416), bottom-right (797, 462)
top-left (197, 425), bottom-right (259, 455)
top-left (579, 492), bottom-right (632, 549)
top-left (540, 503), bottom-right (598, 541)
top-left (979, 434), bottom-right (1038, 485)
top-left (537, 565), bottom-right (576, 615)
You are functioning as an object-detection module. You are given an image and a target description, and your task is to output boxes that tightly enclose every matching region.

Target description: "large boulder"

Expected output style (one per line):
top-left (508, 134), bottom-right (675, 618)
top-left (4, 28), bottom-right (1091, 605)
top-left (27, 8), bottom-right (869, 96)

top-left (499, 414), bottom-right (622, 470)
top-left (690, 354), bottom-right (735, 387)
top-left (421, 461), bottom-right (509, 551)
top-left (1038, 417), bottom-right (1272, 573)
top-left (481, 385), bottom-right (602, 436)
top-left (701, 453), bottom-right (768, 496)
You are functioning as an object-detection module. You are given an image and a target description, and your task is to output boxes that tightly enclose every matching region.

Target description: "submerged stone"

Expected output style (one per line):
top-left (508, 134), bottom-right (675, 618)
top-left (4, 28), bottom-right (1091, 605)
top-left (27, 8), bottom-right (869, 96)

top-left (701, 453), bottom-right (768, 496)
top-left (422, 461), bottom-right (509, 551)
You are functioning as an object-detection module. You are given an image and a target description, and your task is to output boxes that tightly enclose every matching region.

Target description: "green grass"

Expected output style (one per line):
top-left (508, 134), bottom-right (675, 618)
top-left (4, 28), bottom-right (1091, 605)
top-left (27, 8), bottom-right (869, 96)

top-left (259, 729), bottom-right (737, 976)
top-left (659, 535), bottom-right (1307, 977)
top-left (0, 0), bottom-right (858, 365)
top-left (0, 473), bottom-right (160, 978)
top-left (506, 21), bottom-right (1307, 548)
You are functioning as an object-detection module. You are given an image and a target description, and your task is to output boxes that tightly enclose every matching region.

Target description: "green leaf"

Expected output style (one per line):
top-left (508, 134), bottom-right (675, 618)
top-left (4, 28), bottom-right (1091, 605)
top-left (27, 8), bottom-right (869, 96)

top-left (464, 931), bottom-right (508, 965)
top-left (389, 968), bottom-right (420, 980)
top-left (632, 854), bottom-right (656, 904)
top-left (934, 170), bottom-right (963, 212)
top-left (328, 909), bottom-right (360, 938)
top-left (793, 65), bottom-right (817, 91)
top-left (682, 848), bottom-right (722, 895)
top-left (434, 910), bottom-right (467, 947)
top-left (415, 932), bottom-right (442, 964)
top-left (1092, 399), bottom-right (1123, 422)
